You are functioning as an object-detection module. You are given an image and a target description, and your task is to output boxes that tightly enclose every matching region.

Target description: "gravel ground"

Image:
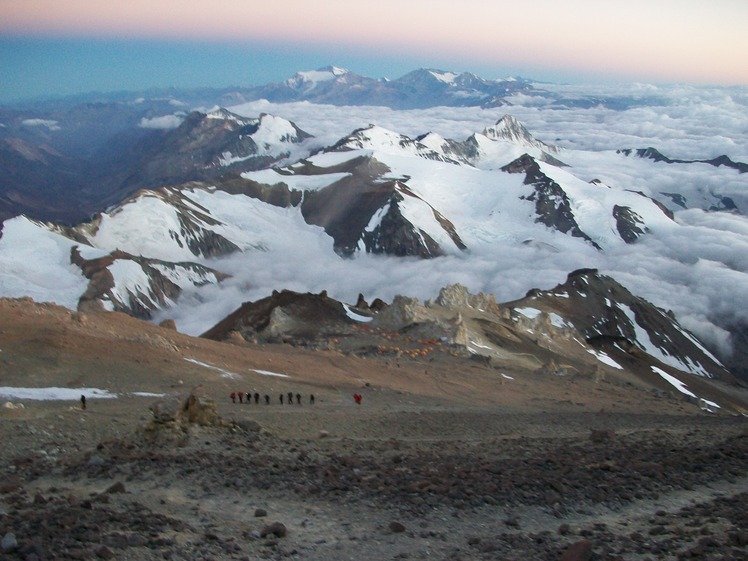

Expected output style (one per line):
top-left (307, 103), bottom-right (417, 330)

top-left (2, 399), bottom-right (747, 561)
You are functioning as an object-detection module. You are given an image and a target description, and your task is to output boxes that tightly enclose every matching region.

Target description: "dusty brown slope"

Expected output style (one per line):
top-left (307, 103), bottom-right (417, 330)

top-left (4, 296), bottom-right (744, 419)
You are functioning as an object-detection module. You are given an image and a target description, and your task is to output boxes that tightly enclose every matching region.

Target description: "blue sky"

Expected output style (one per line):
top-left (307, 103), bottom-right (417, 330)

top-left (1, 35), bottom-right (600, 104)
top-left (2, 0), bottom-right (747, 103)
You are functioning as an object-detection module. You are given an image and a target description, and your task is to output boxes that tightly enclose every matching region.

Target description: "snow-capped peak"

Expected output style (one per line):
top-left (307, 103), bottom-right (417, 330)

top-left (286, 66), bottom-right (350, 89)
top-left (331, 125), bottom-right (462, 164)
top-left (252, 113), bottom-right (311, 151)
top-left (483, 115), bottom-right (559, 154)
top-left (205, 107), bottom-right (255, 126)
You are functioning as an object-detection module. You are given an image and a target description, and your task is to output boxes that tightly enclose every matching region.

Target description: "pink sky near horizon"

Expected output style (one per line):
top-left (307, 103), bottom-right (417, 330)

top-left (2, 0), bottom-right (747, 85)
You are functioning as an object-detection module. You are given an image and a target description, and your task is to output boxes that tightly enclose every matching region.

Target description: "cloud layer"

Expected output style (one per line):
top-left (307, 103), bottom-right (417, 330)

top-left (162, 84), bottom-right (748, 365)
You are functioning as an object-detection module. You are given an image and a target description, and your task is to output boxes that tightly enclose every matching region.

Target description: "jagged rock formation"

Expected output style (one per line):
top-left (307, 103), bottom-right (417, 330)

top-left (506, 269), bottom-right (733, 382)
top-left (199, 277), bottom-right (739, 411)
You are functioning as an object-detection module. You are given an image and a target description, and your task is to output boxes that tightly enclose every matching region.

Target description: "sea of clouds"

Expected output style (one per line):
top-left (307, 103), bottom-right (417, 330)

top-left (157, 82), bottom-right (748, 362)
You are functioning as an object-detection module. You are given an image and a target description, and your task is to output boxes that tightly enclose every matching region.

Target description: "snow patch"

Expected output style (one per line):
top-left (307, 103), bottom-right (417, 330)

top-left (343, 304), bottom-right (373, 322)
top-left (0, 387), bottom-right (117, 400)
top-left (619, 304), bottom-right (710, 377)
top-left (586, 349), bottom-right (624, 369)
top-left (184, 358), bottom-right (241, 380)
top-left (429, 70), bottom-right (458, 84)
top-left (252, 369), bottom-right (290, 378)
top-left (515, 307), bottom-right (541, 319)
top-left (652, 366), bottom-right (697, 398)
top-left (242, 169), bottom-right (351, 191)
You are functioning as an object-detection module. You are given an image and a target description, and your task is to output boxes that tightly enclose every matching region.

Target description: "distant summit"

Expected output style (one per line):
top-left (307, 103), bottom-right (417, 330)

top-left (241, 66), bottom-right (534, 109)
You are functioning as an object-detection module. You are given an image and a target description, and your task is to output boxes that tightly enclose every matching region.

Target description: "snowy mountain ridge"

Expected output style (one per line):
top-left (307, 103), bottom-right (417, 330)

top-left (1, 105), bottom-right (747, 385)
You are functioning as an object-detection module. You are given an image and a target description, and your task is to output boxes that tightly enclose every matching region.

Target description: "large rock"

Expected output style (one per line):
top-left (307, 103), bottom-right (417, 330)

top-left (370, 295), bottom-right (430, 331)
top-left (144, 386), bottom-right (224, 444)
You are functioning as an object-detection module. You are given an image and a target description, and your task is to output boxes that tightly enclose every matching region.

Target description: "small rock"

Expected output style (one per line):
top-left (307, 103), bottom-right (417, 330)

top-left (105, 481), bottom-right (126, 494)
top-left (319, 430), bottom-right (330, 439)
top-left (649, 525), bottom-right (668, 536)
top-left (589, 429), bottom-right (615, 443)
top-left (95, 545), bottom-right (115, 559)
top-left (261, 522), bottom-right (287, 538)
top-left (127, 533), bottom-right (148, 547)
top-left (389, 521), bottom-right (406, 533)
top-left (559, 539), bottom-right (593, 561)
top-left (254, 508), bottom-right (268, 517)
top-left (1, 532), bottom-right (18, 553)
top-left (86, 454), bottom-right (106, 467)
top-left (504, 517), bottom-right (520, 528)
top-left (0, 475), bottom-right (23, 493)
top-left (467, 536), bottom-right (481, 545)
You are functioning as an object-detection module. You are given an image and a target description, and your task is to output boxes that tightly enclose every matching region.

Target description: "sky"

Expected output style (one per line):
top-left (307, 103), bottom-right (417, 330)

top-left (1, 0), bottom-right (748, 102)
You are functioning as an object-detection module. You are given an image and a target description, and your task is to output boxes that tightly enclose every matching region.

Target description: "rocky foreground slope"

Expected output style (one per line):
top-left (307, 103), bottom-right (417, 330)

top-left (1, 296), bottom-right (748, 560)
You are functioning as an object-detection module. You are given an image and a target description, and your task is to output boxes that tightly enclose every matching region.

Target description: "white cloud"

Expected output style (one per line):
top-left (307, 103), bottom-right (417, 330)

top-left (166, 85), bottom-right (748, 362)
top-left (138, 114), bottom-right (185, 129)
top-left (21, 118), bottom-right (60, 131)
top-left (5, 82), bottom-right (748, 366)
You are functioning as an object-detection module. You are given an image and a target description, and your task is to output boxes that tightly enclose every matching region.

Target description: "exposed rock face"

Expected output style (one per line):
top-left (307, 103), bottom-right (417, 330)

top-left (503, 154), bottom-right (601, 250)
top-left (508, 268), bottom-right (734, 382)
top-left (370, 295), bottom-right (431, 331)
top-left (71, 246), bottom-right (227, 319)
top-left (613, 204), bottom-right (648, 243)
top-left (196, 274), bottom-right (739, 408)
top-left (361, 190), bottom-right (445, 258)
top-left (201, 289), bottom-right (351, 343)
top-left (433, 283), bottom-right (500, 313)
top-left (295, 155), bottom-right (464, 257)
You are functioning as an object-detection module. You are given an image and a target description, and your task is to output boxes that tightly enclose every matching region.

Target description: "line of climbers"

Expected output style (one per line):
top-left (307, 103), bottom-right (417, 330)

top-left (230, 391), bottom-right (314, 405)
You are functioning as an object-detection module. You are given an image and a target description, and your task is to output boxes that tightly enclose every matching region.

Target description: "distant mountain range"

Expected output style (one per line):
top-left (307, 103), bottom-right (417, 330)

top-left (0, 65), bottom-right (731, 225)
top-left (239, 66), bottom-right (532, 109)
